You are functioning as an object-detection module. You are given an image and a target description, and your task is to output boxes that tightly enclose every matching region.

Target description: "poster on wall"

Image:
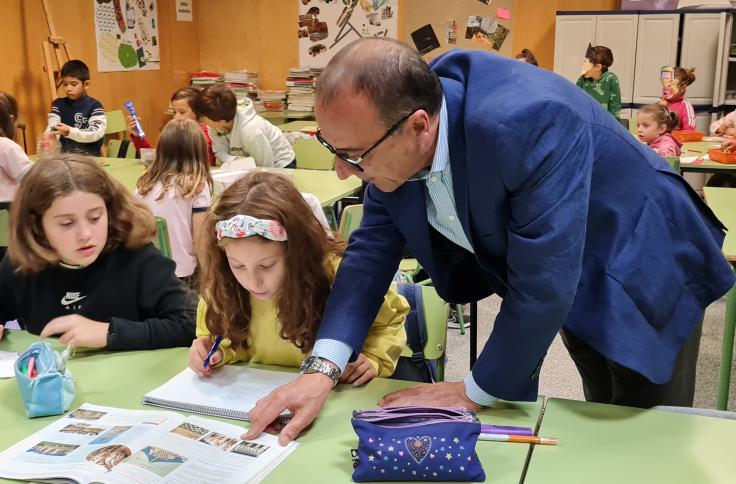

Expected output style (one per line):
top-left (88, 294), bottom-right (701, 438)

top-left (94, 0), bottom-right (161, 72)
top-left (297, 0), bottom-right (399, 68)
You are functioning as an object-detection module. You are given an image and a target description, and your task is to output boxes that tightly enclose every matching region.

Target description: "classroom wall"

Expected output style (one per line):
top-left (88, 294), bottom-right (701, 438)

top-left (0, 0), bottom-right (200, 153)
top-left (512, 0), bottom-right (620, 70)
top-left (196, 0), bottom-right (515, 91)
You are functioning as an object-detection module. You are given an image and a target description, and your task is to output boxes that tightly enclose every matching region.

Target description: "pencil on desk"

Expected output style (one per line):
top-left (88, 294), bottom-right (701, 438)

top-left (478, 434), bottom-right (558, 445)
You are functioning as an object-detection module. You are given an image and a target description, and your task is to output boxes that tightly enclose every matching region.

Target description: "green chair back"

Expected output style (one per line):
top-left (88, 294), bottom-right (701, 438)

top-left (338, 204), bottom-right (363, 239)
top-left (663, 156), bottom-right (680, 171)
top-left (107, 139), bottom-right (137, 159)
top-left (0, 206), bottom-right (9, 248)
top-left (152, 216), bottom-right (172, 258)
top-left (393, 283), bottom-right (449, 381)
top-left (293, 139), bottom-right (334, 170)
top-left (105, 110), bottom-right (127, 135)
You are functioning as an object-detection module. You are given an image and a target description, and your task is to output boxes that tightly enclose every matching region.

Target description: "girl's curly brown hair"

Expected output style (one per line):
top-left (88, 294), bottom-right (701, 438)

top-left (199, 171), bottom-right (345, 352)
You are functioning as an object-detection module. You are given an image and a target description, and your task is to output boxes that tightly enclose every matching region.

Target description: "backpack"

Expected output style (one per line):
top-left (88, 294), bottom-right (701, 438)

top-left (389, 283), bottom-right (437, 383)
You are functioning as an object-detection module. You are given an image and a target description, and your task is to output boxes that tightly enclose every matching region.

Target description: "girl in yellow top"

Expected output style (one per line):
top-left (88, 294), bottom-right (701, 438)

top-left (188, 171), bottom-right (408, 386)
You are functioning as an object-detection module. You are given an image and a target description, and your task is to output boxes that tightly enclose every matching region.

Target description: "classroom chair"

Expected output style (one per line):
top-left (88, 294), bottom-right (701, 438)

top-left (0, 203), bottom-right (9, 252)
top-left (292, 138), bottom-right (334, 170)
top-left (391, 282), bottom-right (450, 382)
top-left (103, 110), bottom-right (128, 157)
top-left (338, 203), bottom-right (423, 285)
top-left (107, 138), bottom-right (137, 159)
top-left (663, 156), bottom-right (680, 172)
top-left (152, 216), bottom-right (172, 258)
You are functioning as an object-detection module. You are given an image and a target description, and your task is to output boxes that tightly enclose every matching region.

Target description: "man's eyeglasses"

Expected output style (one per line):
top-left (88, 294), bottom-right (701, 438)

top-left (315, 110), bottom-right (419, 172)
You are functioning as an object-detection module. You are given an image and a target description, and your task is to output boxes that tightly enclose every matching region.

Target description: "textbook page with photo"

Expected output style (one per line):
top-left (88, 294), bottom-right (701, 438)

top-left (143, 366), bottom-right (299, 422)
top-left (0, 403), bottom-right (297, 484)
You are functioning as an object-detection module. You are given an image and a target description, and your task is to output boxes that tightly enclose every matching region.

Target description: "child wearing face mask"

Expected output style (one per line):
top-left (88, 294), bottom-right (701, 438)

top-left (661, 67), bottom-right (696, 131)
top-left (0, 153), bottom-right (195, 349)
top-left (576, 45), bottom-right (622, 120)
top-left (125, 87), bottom-right (216, 165)
top-left (637, 103), bottom-right (681, 157)
top-left (188, 171), bottom-right (407, 387)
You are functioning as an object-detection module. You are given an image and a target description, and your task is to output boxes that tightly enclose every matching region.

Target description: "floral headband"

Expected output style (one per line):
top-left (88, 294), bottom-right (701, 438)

top-left (215, 215), bottom-right (288, 241)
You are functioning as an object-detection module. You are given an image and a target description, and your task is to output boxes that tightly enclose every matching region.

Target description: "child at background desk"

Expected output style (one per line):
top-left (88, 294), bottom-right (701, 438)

top-left (637, 103), bottom-right (681, 157)
top-left (577, 45), bottom-right (621, 120)
top-left (45, 60), bottom-right (106, 156)
top-left (0, 153), bottom-right (194, 349)
top-left (188, 172), bottom-right (407, 387)
top-left (192, 84), bottom-right (296, 169)
top-left (709, 109), bottom-right (736, 137)
top-left (126, 87), bottom-right (216, 166)
top-left (661, 67), bottom-right (696, 131)
top-left (136, 118), bottom-right (212, 287)
top-left (0, 91), bottom-right (31, 204)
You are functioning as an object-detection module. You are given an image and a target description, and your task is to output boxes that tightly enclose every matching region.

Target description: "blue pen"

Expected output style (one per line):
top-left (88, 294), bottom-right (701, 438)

top-left (480, 424), bottom-right (533, 436)
top-left (203, 335), bottom-right (223, 369)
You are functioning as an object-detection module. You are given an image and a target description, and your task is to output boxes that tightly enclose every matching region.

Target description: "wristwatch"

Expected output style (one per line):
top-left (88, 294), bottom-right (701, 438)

top-left (300, 356), bottom-right (340, 386)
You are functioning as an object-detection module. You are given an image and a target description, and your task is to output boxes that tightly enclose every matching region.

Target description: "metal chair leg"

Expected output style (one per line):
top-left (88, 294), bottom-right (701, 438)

top-left (717, 279), bottom-right (736, 410)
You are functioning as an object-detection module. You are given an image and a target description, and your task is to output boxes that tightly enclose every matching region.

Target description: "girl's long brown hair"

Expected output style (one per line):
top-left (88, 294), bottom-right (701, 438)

top-left (136, 118), bottom-right (213, 200)
top-left (9, 153), bottom-right (156, 273)
top-left (200, 171), bottom-right (345, 352)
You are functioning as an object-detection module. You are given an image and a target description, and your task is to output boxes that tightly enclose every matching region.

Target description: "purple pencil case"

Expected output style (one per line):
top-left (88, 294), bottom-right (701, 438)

top-left (351, 406), bottom-right (486, 482)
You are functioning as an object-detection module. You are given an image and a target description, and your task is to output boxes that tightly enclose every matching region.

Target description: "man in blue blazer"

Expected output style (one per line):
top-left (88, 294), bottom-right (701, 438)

top-left (244, 39), bottom-right (735, 445)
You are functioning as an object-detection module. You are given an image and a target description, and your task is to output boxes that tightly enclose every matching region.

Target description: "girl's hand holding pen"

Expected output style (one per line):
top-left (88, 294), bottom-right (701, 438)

top-left (189, 336), bottom-right (223, 376)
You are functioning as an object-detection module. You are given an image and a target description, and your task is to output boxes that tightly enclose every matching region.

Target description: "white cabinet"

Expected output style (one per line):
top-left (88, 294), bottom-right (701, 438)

top-left (595, 15), bottom-right (639, 104)
top-left (680, 12), bottom-right (726, 105)
top-left (554, 15), bottom-right (596, 85)
top-left (632, 14), bottom-right (680, 105)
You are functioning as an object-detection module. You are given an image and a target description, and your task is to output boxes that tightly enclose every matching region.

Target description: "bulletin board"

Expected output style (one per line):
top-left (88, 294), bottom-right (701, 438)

top-left (297, 0), bottom-right (399, 68)
top-left (401, 0), bottom-right (514, 62)
top-left (94, 0), bottom-right (160, 72)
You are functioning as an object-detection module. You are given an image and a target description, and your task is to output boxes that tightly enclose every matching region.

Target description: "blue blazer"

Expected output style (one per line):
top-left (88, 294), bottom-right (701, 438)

top-left (318, 50), bottom-right (736, 401)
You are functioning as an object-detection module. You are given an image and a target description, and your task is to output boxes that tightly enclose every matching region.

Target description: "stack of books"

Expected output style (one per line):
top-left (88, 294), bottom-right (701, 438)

top-left (190, 71), bottom-right (221, 86)
top-left (286, 67), bottom-right (318, 119)
top-left (255, 90), bottom-right (287, 115)
top-left (223, 70), bottom-right (259, 102)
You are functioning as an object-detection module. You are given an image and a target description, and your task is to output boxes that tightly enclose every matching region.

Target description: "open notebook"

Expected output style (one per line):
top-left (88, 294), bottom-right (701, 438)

top-left (143, 366), bottom-right (299, 422)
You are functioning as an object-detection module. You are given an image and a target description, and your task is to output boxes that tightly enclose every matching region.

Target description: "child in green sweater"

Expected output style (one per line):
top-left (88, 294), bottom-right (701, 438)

top-left (576, 45), bottom-right (621, 120)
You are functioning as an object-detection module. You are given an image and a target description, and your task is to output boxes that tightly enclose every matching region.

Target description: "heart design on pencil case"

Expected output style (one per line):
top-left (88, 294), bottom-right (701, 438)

top-left (405, 436), bottom-right (432, 463)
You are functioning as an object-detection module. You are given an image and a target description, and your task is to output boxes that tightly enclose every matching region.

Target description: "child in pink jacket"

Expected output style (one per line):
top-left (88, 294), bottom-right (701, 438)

top-left (637, 103), bottom-right (681, 157)
top-left (661, 67), bottom-right (696, 131)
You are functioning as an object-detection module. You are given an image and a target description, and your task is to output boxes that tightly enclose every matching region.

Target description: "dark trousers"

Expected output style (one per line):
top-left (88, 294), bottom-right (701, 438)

top-left (284, 158), bottom-right (297, 169)
top-left (560, 319), bottom-right (702, 408)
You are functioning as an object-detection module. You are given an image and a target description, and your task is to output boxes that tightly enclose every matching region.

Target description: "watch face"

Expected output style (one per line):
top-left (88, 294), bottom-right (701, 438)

top-left (300, 356), bottom-right (316, 373)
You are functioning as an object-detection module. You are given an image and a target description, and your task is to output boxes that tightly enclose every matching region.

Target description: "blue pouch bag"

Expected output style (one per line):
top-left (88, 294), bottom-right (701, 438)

top-left (14, 342), bottom-right (75, 418)
top-left (351, 406), bottom-right (486, 482)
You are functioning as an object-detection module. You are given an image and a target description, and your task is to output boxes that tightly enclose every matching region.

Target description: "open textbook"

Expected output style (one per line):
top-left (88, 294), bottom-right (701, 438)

top-left (143, 366), bottom-right (299, 423)
top-left (0, 403), bottom-right (297, 484)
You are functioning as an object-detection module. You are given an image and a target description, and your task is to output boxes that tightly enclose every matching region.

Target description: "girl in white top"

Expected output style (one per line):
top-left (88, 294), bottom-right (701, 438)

top-left (135, 119), bottom-right (213, 282)
top-left (0, 91), bottom-right (32, 203)
top-left (710, 110), bottom-right (736, 136)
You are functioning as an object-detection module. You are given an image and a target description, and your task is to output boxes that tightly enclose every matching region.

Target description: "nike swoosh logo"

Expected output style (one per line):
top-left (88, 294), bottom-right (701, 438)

top-left (61, 295), bottom-right (87, 306)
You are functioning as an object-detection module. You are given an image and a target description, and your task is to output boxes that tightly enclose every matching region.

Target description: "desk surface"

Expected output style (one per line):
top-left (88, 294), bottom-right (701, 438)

top-left (680, 141), bottom-right (736, 173)
top-left (704, 187), bottom-right (736, 261)
top-left (96, 159), bottom-right (359, 208)
top-left (278, 120), bottom-right (318, 133)
top-left (524, 398), bottom-right (736, 484)
top-left (0, 331), bottom-right (543, 483)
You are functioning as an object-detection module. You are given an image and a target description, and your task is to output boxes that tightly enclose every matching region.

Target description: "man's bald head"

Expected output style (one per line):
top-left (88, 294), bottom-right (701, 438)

top-left (316, 38), bottom-right (443, 127)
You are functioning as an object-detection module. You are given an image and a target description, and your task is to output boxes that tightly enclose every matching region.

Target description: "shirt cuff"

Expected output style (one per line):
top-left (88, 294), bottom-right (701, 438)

top-left (464, 372), bottom-right (499, 407)
top-left (312, 339), bottom-right (353, 374)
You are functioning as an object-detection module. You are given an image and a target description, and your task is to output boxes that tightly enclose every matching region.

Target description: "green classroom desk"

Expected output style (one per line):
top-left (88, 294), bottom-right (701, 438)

top-left (524, 398), bottom-right (736, 484)
top-left (93, 158), bottom-right (360, 208)
top-left (680, 141), bottom-right (736, 174)
top-left (703, 187), bottom-right (736, 410)
top-left (0, 331), bottom-right (543, 483)
top-left (278, 120), bottom-right (318, 133)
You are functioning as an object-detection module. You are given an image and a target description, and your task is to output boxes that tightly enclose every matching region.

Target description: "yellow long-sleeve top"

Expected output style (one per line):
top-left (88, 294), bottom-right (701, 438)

top-left (196, 269), bottom-right (409, 377)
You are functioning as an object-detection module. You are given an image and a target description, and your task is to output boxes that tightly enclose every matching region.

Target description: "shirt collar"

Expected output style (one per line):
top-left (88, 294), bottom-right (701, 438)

top-left (410, 97), bottom-right (449, 181)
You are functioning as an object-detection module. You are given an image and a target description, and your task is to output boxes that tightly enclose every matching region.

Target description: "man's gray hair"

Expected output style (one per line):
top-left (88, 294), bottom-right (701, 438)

top-left (316, 38), bottom-right (443, 127)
